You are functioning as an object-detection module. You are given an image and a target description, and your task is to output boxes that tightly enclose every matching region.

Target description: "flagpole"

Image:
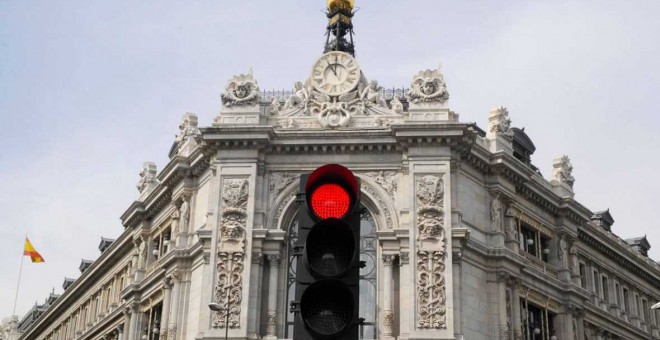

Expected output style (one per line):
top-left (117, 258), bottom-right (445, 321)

top-left (13, 245), bottom-right (25, 316)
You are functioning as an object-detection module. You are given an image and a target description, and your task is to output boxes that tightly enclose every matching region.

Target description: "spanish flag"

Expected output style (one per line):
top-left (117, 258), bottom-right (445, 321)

top-left (23, 237), bottom-right (45, 263)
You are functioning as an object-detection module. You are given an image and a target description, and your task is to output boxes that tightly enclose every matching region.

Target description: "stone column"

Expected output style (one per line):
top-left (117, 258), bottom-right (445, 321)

top-left (496, 272), bottom-right (511, 340)
top-left (398, 251), bottom-right (412, 340)
top-left (510, 280), bottom-right (522, 340)
top-left (382, 254), bottom-right (396, 340)
top-left (160, 276), bottom-right (173, 340)
top-left (116, 324), bottom-right (124, 340)
top-left (264, 254), bottom-right (282, 340)
top-left (247, 252), bottom-right (264, 340)
top-left (168, 273), bottom-right (181, 340)
top-left (127, 303), bottom-right (139, 340)
top-left (121, 308), bottom-right (131, 340)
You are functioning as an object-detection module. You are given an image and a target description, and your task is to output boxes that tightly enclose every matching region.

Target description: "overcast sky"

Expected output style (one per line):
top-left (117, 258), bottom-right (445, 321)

top-left (1, 0), bottom-right (659, 319)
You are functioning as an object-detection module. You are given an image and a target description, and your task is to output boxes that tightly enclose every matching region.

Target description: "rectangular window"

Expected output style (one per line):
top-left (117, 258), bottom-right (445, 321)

top-left (642, 299), bottom-right (649, 322)
top-left (614, 282), bottom-right (620, 306)
top-left (602, 276), bottom-right (609, 302)
top-left (579, 263), bottom-right (587, 288)
top-left (593, 270), bottom-right (600, 295)
top-left (520, 224), bottom-right (537, 257)
top-left (623, 288), bottom-right (630, 312)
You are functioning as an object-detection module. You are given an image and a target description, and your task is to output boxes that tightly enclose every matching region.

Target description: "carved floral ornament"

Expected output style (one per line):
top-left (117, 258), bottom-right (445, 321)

top-left (221, 73), bottom-right (260, 107)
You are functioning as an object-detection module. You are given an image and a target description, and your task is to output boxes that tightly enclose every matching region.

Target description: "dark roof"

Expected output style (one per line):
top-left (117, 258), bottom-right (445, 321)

top-left (62, 277), bottom-right (75, 291)
top-left (625, 236), bottom-right (651, 250)
top-left (591, 209), bottom-right (615, 231)
top-left (98, 237), bottom-right (116, 253)
top-left (79, 259), bottom-right (94, 273)
top-left (511, 127), bottom-right (536, 167)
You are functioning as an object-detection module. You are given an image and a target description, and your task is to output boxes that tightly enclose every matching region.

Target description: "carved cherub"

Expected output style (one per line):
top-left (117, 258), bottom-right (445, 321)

top-left (283, 81), bottom-right (309, 110)
top-left (360, 80), bottom-right (387, 108)
top-left (220, 75), bottom-right (260, 107)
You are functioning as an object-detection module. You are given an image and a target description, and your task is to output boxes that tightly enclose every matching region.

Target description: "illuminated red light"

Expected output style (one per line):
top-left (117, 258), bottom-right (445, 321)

top-left (310, 183), bottom-right (351, 219)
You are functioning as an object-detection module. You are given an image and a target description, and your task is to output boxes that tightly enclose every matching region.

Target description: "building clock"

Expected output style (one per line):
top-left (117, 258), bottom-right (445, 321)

top-left (311, 51), bottom-right (361, 96)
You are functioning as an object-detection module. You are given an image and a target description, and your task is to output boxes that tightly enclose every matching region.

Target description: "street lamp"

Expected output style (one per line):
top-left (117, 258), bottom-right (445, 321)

top-left (209, 285), bottom-right (231, 340)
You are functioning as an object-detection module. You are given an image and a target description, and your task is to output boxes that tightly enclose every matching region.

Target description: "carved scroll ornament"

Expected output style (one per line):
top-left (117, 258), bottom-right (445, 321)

top-left (213, 178), bottom-right (250, 329)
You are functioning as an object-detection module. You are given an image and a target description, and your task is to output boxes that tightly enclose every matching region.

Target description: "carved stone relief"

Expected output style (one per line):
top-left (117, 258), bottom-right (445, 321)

top-left (490, 193), bottom-right (502, 232)
top-left (552, 155), bottom-right (575, 187)
top-left (416, 175), bottom-right (445, 246)
top-left (173, 112), bottom-right (199, 155)
top-left (270, 54), bottom-right (403, 130)
top-left (363, 171), bottom-right (398, 197)
top-left (383, 310), bottom-right (394, 335)
top-left (406, 69), bottom-right (449, 104)
top-left (212, 252), bottom-right (245, 329)
top-left (265, 310), bottom-right (277, 336)
top-left (360, 179), bottom-right (394, 229)
top-left (417, 251), bottom-right (446, 329)
top-left (415, 175), bottom-right (447, 329)
top-left (213, 178), bottom-right (250, 329)
top-left (390, 95), bottom-right (404, 114)
top-left (504, 205), bottom-right (518, 242)
top-left (488, 107), bottom-right (514, 141)
top-left (136, 162), bottom-right (158, 193)
top-left (220, 73), bottom-right (260, 107)
top-left (269, 173), bottom-right (298, 201)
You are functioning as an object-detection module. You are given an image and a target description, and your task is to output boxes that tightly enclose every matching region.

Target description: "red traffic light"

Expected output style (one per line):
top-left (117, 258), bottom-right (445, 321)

top-left (305, 164), bottom-right (359, 220)
top-left (310, 183), bottom-right (350, 219)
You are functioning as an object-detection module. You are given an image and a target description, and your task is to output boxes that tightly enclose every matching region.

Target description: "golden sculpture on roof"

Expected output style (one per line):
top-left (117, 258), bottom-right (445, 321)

top-left (327, 0), bottom-right (354, 12)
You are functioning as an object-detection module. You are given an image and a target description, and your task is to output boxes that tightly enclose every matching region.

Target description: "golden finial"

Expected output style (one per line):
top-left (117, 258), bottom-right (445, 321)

top-left (327, 0), bottom-right (354, 12)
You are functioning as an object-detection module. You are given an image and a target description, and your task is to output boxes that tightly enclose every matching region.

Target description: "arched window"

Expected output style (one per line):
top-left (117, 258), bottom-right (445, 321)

top-left (285, 209), bottom-right (378, 339)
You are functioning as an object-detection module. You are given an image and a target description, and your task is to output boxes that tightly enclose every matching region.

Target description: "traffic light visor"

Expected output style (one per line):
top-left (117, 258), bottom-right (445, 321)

top-left (305, 164), bottom-right (359, 220)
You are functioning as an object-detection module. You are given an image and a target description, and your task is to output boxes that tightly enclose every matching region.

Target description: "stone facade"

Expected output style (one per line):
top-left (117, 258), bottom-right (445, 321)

top-left (15, 49), bottom-right (660, 340)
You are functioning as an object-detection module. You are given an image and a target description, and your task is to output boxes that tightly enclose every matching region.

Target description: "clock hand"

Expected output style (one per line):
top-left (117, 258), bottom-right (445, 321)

top-left (326, 59), bottom-right (338, 77)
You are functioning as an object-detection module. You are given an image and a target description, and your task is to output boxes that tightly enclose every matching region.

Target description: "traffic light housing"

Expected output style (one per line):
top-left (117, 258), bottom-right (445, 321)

top-left (292, 164), bottom-right (361, 340)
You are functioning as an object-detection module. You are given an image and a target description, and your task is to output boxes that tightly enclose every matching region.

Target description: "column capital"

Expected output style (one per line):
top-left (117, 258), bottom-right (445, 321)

top-left (266, 254), bottom-right (282, 266)
top-left (399, 251), bottom-right (410, 265)
top-left (251, 252), bottom-right (264, 265)
top-left (382, 254), bottom-right (397, 266)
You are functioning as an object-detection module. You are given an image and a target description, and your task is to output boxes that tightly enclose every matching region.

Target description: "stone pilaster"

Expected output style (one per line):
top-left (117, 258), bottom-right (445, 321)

top-left (247, 252), bottom-right (264, 340)
top-left (264, 254), bottom-right (281, 340)
top-left (382, 254), bottom-right (396, 340)
top-left (159, 276), bottom-right (173, 340)
top-left (167, 272), bottom-right (181, 340)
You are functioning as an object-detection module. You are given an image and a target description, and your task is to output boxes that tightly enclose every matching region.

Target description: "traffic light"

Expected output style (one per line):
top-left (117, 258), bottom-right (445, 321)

top-left (292, 164), bottom-right (361, 340)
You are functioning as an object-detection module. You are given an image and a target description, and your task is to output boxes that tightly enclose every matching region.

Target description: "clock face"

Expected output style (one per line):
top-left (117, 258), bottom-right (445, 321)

top-left (311, 51), bottom-right (361, 96)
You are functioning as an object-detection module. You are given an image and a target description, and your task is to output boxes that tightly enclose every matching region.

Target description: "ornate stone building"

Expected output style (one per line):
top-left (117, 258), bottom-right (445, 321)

top-left (14, 4), bottom-right (660, 340)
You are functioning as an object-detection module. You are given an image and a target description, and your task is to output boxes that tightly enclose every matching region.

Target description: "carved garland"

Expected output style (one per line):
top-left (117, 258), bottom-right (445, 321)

top-left (415, 175), bottom-right (447, 329)
top-left (213, 179), bottom-right (249, 329)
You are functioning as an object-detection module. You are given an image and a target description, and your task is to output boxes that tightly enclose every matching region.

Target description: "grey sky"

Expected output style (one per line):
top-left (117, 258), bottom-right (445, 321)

top-left (1, 0), bottom-right (659, 318)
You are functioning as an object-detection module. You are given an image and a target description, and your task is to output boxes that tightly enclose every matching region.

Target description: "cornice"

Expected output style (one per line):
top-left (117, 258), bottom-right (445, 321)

top-left (199, 125), bottom-right (274, 150)
top-left (583, 302), bottom-right (653, 339)
top-left (579, 228), bottom-right (660, 289)
top-left (465, 140), bottom-right (591, 226)
top-left (120, 150), bottom-right (212, 230)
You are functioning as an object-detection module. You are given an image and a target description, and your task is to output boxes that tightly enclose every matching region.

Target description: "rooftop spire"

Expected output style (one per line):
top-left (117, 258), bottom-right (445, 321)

top-left (324, 0), bottom-right (356, 56)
